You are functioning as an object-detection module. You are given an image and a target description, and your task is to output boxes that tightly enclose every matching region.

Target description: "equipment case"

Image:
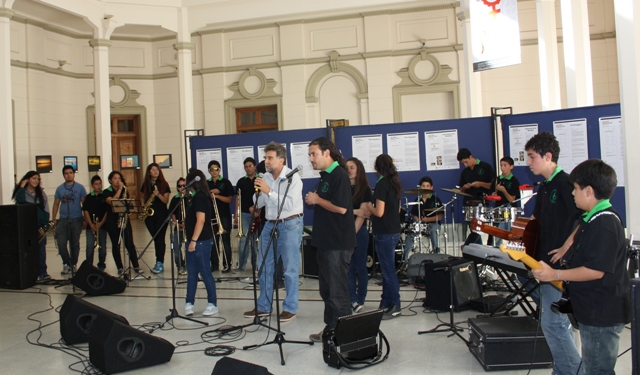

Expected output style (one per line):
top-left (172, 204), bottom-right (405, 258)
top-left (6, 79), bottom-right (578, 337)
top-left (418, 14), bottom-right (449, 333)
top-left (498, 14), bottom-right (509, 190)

top-left (468, 317), bottom-right (553, 371)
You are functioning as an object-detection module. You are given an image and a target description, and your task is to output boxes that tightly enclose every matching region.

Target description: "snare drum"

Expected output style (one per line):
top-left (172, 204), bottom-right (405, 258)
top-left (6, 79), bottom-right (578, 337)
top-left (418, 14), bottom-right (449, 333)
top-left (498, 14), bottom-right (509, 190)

top-left (492, 206), bottom-right (523, 223)
top-left (463, 205), bottom-right (487, 222)
top-left (407, 222), bottom-right (429, 235)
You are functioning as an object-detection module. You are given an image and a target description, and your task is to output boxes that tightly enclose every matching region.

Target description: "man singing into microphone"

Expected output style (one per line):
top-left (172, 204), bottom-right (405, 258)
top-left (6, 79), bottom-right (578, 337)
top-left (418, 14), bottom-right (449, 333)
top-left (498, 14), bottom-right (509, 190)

top-left (305, 137), bottom-right (356, 342)
top-left (243, 141), bottom-right (303, 322)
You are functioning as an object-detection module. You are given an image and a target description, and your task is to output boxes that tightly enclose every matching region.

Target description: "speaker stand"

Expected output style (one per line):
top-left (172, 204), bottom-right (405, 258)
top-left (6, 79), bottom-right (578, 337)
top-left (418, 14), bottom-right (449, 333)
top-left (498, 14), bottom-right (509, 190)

top-left (417, 263), bottom-right (468, 344)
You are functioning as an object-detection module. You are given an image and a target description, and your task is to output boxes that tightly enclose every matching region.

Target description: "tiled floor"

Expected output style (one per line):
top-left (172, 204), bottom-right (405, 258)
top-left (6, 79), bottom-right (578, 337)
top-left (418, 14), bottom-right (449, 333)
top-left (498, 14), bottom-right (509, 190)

top-left (0, 222), bottom-right (632, 374)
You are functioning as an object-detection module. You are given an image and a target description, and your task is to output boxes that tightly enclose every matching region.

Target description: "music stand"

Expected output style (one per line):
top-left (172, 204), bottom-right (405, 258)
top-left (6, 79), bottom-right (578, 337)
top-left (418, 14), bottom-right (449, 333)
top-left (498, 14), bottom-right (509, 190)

top-left (110, 199), bottom-right (149, 282)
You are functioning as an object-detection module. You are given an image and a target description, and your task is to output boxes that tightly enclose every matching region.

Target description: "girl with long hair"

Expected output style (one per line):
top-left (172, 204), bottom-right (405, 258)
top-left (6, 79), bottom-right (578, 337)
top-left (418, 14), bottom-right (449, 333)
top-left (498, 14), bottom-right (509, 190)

top-left (365, 154), bottom-right (402, 320)
top-left (103, 171), bottom-right (142, 275)
top-left (13, 171), bottom-right (51, 281)
top-left (184, 168), bottom-right (218, 316)
top-left (345, 158), bottom-right (372, 313)
top-left (140, 163), bottom-right (171, 273)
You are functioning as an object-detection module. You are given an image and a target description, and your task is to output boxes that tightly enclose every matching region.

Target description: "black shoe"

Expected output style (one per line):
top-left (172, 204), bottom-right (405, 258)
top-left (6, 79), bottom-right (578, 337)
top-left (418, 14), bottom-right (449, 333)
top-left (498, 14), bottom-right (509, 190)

top-left (382, 305), bottom-right (401, 320)
top-left (221, 268), bottom-right (231, 274)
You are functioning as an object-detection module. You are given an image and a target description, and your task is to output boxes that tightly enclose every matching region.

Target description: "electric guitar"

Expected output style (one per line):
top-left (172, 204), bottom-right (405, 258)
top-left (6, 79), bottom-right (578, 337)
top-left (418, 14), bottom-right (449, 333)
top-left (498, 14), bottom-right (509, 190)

top-left (471, 217), bottom-right (540, 259)
top-left (498, 243), bottom-right (564, 291)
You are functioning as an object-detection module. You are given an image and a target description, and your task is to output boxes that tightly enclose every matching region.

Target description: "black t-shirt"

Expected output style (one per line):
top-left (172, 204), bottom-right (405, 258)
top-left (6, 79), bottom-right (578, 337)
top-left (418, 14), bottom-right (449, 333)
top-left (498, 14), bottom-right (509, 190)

top-left (186, 190), bottom-right (214, 241)
top-left (352, 184), bottom-right (373, 219)
top-left (311, 163), bottom-right (356, 250)
top-left (371, 177), bottom-right (401, 234)
top-left (236, 176), bottom-right (256, 213)
top-left (169, 193), bottom-right (191, 223)
top-left (82, 192), bottom-right (107, 221)
top-left (102, 186), bottom-right (125, 223)
top-left (532, 170), bottom-right (581, 266)
top-left (208, 177), bottom-right (234, 218)
top-left (458, 160), bottom-right (495, 204)
top-left (490, 174), bottom-right (521, 207)
top-left (566, 208), bottom-right (630, 326)
top-left (410, 194), bottom-right (442, 224)
top-left (140, 180), bottom-right (170, 216)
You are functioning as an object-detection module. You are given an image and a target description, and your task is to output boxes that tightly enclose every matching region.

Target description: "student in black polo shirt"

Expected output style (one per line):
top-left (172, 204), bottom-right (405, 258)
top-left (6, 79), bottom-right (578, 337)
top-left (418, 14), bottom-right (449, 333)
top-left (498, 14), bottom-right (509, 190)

top-left (234, 157), bottom-right (257, 272)
top-left (403, 176), bottom-right (442, 258)
top-left (457, 148), bottom-right (495, 204)
top-left (489, 156), bottom-right (520, 245)
top-left (305, 137), bottom-right (356, 342)
top-left (169, 178), bottom-right (188, 275)
top-left (82, 175), bottom-right (108, 271)
top-left (365, 154), bottom-right (402, 320)
top-left (524, 132), bottom-right (582, 375)
top-left (207, 160), bottom-right (234, 272)
top-left (532, 159), bottom-right (630, 375)
top-left (140, 163), bottom-right (171, 274)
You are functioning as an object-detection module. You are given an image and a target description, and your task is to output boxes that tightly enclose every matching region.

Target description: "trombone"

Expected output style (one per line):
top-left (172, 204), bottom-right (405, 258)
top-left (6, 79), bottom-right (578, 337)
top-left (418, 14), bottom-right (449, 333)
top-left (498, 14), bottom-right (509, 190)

top-left (236, 189), bottom-right (245, 238)
top-left (210, 191), bottom-right (228, 271)
top-left (179, 192), bottom-right (187, 244)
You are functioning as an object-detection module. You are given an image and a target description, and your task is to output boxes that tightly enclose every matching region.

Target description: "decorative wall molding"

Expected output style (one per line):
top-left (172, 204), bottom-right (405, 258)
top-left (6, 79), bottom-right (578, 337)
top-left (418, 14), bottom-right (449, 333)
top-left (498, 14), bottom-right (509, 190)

top-left (305, 51), bottom-right (368, 103)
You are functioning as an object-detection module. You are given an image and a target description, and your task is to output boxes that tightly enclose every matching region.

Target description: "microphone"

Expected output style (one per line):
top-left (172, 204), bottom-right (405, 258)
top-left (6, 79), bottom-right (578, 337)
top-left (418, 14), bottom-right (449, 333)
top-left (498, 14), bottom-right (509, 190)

top-left (255, 173), bottom-right (263, 192)
top-left (184, 175), bottom-right (201, 189)
top-left (284, 165), bottom-right (303, 179)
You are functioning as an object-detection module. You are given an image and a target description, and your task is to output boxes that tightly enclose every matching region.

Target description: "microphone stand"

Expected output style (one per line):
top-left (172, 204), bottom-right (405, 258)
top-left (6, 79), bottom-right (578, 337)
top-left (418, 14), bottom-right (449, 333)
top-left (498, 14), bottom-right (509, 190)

top-left (243, 175), bottom-right (313, 365)
top-left (438, 195), bottom-right (457, 255)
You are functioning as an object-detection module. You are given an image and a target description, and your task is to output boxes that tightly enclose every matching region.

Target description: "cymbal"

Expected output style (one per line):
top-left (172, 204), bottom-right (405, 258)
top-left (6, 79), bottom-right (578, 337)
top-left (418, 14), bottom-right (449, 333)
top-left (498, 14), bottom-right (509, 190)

top-left (440, 187), bottom-right (473, 198)
top-left (403, 188), bottom-right (434, 195)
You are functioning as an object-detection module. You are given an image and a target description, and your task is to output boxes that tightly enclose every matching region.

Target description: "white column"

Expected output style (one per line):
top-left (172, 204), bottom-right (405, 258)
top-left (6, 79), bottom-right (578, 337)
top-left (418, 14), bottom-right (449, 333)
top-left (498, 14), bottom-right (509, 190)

top-left (457, 4), bottom-right (483, 117)
top-left (0, 7), bottom-right (15, 204)
top-left (536, 0), bottom-right (562, 110)
top-left (560, 0), bottom-right (593, 107)
top-left (175, 7), bottom-right (194, 176)
top-left (614, 0), bottom-right (640, 235)
top-left (89, 39), bottom-right (112, 179)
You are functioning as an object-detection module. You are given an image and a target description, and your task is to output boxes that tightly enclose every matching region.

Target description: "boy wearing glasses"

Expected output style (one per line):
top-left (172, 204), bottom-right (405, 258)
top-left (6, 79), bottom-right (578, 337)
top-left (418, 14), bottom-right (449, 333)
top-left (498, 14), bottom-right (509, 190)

top-left (235, 157), bottom-right (257, 272)
top-left (169, 178), bottom-right (188, 274)
top-left (207, 160), bottom-right (234, 272)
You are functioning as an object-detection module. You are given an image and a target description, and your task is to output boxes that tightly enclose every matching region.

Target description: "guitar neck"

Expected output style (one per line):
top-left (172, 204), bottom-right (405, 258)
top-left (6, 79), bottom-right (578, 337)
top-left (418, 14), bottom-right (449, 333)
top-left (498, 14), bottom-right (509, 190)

top-left (500, 245), bottom-right (564, 291)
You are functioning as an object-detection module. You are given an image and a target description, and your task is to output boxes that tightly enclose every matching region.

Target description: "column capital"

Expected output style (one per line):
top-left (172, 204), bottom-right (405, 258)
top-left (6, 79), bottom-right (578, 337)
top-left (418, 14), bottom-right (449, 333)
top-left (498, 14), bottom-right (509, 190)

top-left (89, 39), bottom-right (112, 48)
top-left (173, 42), bottom-right (195, 51)
top-left (0, 8), bottom-right (15, 19)
top-left (457, 10), bottom-right (470, 22)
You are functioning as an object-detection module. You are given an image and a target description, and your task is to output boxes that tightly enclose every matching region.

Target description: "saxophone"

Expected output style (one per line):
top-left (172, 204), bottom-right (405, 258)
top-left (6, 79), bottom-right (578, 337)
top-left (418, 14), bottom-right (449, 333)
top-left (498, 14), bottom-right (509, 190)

top-left (38, 221), bottom-right (54, 243)
top-left (139, 183), bottom-right (156, 221)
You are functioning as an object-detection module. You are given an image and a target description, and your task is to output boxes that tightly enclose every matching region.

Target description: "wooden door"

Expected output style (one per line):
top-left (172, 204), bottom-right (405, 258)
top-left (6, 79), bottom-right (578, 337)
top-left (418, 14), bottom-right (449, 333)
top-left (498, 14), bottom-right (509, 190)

top-left (111, 116), bottom-right (141, 208)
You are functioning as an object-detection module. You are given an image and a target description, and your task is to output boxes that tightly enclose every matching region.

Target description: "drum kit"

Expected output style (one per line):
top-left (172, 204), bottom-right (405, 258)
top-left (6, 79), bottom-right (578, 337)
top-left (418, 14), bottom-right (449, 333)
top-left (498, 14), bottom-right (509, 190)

top-left (398, 187), bottom-right (442, 256)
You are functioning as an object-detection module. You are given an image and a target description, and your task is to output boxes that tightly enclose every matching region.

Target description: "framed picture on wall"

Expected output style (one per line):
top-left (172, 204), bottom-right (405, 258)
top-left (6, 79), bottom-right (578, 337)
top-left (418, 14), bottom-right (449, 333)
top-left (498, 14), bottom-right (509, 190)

top-left (120, 154), bottom-right (140, 170)
top-left (36, 155), bottom-right (53, 173)
top-left (88, 156), bottom-right (101, 172)
top-left (64, 156), bottom-right (78, 172)
top-left (153, 154), bottom-right (172, 169)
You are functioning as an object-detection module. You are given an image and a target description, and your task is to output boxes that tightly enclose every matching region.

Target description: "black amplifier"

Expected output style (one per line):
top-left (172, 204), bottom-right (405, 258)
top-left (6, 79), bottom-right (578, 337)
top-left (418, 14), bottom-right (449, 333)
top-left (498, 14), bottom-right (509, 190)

top-left (468, 317), bottom-right (553, 371)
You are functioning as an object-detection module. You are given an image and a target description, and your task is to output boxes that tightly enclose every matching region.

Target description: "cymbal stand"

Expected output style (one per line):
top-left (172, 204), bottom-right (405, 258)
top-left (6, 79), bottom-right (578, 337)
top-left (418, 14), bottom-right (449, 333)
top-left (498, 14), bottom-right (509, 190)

top-left (438, 195), bottom-right (457, 255)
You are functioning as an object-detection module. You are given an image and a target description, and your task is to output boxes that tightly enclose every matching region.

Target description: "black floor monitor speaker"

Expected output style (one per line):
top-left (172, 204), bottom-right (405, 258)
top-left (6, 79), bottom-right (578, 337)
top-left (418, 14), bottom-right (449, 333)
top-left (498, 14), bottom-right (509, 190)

top-left (72, 260), bottom-right (126, 296)
top-left (631, 278), bottom-right (640, 374)
top-left (424, 257), bottom-right (481, 312)
top-left (323, 309), bottom-right (384, 368)
top-left (212, 357), bottom-right (273, 375)
top-left (302, 236), bottom-right (318, 278)
top-left (89, 317), bottom-right (174, 374)
top-left (0, 204), bottom-right (38, 289)
top-left (59, 294), bottom-right (129, 345)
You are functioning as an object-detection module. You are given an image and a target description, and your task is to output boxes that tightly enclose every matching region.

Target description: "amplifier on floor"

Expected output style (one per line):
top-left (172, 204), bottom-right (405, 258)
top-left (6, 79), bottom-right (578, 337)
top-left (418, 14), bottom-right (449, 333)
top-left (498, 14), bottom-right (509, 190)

top-left (302, 236), bottom-right (318, 278)
top-left (60, 294), bottom-right (129, 345)
top-left (211, 357), bottom-right (273, 375)
top-left (72, 260), bottom-right (126, 296)
top-left (424, 257), bottom-right (481, 312)
top-left (468, 317), bottom-right (553, 371)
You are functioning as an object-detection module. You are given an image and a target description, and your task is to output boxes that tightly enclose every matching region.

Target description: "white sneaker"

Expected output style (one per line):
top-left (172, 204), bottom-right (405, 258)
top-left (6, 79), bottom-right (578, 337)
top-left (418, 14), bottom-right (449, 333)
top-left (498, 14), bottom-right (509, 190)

top-left (185, 303), bottom-right (194, 316)
top-left (61, 265), bottom-right (71, 275)
top-left (203, 303), bottom-right (218, 316)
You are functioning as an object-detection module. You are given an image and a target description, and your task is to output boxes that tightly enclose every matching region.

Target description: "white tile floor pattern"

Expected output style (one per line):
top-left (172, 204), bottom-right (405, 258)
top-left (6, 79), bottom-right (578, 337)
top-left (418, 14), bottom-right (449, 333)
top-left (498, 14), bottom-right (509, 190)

top-left (0, 221), bottom-right (632, 375)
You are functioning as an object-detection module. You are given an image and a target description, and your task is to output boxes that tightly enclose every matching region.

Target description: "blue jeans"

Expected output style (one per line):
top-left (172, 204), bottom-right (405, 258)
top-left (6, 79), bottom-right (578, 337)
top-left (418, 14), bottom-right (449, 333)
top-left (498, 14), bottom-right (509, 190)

top-left (85, 227), bottom-right (108, 269)
top-left (374, 232), bottom-right (401, 308)
top-left (538, 283), bottom-right (584, 375)
top-left (55, 217), bottom-right (84, 266)
top-left (237, 212), bottom-right (253, 270)
top-left (171, 227), bottom-right (186, 269)
top-left (186, 239), bottom-right (217, 305)
top-left (348, 225), bottom-right (369, 305)
top-left (39, 237), bottom-right (47, 275)
top-left (580, 323), bottom-right (624, 375)
top-left (404, 223), bottom-right (440, 259)
top-left (318, 247), bottom-right (353, 329)
top-left (257, 216), bottom-right (302, 314)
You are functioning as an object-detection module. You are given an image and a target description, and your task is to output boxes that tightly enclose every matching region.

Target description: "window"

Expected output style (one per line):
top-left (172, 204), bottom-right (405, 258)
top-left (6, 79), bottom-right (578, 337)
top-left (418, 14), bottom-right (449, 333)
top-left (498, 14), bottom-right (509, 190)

top-left (235, 105), bottom-right (278, 133)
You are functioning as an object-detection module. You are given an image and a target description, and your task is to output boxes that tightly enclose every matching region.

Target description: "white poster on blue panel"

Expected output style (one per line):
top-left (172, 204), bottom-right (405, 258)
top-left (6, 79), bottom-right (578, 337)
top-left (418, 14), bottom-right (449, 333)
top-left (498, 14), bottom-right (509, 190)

top-left (599, 116), bottom-right (625, 187)
top-left (351, 134), bottom-right (383, 173)
top-left (387, 132), bottom-right (420, 172)
top-left (226, 146), bottom-right (255, 185)
top-left (553, 118), bottom-right (588, 174)
top-left (424, 130), bottom-right (459, 171)
top-left (471, 0), bottom-right (521, 71)
top-left (290, 142), bottom-right (320, 179)
top-left (508, 124), bottom-right (538, 166)
top-left (196, 148), bottom-right (222, 178)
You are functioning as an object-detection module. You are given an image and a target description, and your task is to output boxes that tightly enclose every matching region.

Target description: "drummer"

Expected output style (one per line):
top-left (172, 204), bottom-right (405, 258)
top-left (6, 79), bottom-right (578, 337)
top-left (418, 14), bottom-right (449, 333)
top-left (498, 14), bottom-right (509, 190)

top-left (490, 157), bottom-right (521, 244)
top-left (457, 148), bottom-right (495, 204)
top-left (404, 176), bottom-right (443, 259)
